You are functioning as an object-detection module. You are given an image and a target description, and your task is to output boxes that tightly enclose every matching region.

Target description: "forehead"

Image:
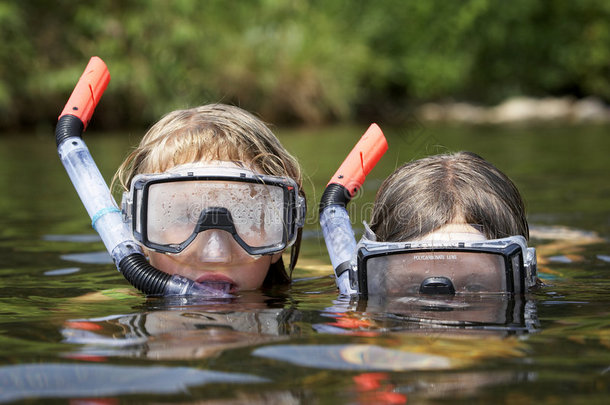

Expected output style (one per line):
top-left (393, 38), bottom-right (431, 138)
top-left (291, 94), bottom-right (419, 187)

top-left (419, 223), bottom-right (487, 242)
top-left (165, 160), bottom-right (256, 174)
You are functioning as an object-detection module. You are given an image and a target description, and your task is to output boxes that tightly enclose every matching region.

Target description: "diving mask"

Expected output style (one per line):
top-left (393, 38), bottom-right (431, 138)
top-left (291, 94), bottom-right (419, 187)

top-left (353, 225), bottom-right (537, 296)
top-left (121, 163), bottom-right (306, 256)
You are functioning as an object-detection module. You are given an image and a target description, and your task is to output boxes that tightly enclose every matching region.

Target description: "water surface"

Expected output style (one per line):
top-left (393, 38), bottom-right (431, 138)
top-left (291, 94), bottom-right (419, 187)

top-left (0, 123), bottom-right (609, 403)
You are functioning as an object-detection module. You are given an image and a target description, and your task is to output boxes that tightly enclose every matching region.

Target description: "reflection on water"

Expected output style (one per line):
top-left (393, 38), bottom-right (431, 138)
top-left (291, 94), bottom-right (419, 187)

top-left (61, 293), bottom-right (536, 365)
top-left (0, 363), bottom-right (267, 403)
top-left (318, 294), bottom-right (539, 339)
top-left (0, 127), bottom-right (609, 402)
top-left (51, 290), bottom-right (540, 402)
top-left (61, 293), bottom-right (295, 360)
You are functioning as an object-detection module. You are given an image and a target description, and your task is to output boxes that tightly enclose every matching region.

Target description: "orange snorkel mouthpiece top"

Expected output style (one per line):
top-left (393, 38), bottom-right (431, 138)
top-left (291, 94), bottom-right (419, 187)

top-left (59, 56), bottom-right (110, 130)
top-left (327, 123), bottom-right (388, 198)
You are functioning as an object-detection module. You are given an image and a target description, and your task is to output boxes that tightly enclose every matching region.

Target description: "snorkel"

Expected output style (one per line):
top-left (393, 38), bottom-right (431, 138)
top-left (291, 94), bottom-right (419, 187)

top-left (55, 56), bottom-right (231, 298)
top-left (319, 124), bottom-right (388, 295)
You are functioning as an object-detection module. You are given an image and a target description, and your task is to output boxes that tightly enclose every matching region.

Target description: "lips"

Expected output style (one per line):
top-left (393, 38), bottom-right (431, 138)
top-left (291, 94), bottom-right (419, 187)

top-left (196, 273), bottom-right (238, 293)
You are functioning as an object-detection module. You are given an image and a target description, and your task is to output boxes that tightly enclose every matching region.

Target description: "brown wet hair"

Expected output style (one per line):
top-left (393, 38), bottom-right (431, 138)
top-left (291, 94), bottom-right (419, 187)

top-left (369, 151), bottom-right (528, 242)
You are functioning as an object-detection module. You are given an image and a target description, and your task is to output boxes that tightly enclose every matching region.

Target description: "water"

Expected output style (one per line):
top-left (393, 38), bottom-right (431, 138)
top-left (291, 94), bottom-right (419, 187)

top-left (0, 123), bottom-right (609, 403)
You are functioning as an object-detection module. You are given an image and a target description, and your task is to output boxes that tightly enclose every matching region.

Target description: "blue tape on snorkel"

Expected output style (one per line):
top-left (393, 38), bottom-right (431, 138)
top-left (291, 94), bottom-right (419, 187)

top-left (91, 207), bottom-right (121, 231)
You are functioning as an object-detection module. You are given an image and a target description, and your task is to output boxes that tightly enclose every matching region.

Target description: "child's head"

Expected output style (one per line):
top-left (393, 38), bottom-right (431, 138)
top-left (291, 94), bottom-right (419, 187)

top-left (358, 152), bottom-right (535, 296)
top-left (369, 151), bottom-right (528, 243)
top-left (114, 104), bottom-right (304, 292)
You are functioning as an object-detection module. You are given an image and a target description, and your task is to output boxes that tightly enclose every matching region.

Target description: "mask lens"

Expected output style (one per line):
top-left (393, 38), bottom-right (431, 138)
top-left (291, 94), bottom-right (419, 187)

top-left (365, 251), bottom-right (507, 295)
top-left (145, 180), bottom-right (286, 250)
top-left (146, 181), bottom-right (200, 246)
top-left (228, 182), bottom-right (285, 248)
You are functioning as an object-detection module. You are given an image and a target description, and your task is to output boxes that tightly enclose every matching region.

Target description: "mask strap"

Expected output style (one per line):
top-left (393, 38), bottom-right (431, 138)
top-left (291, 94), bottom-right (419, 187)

top-left (288, 227), bottom-right (303, 278)
top-left (362, 221), bottom-right (377, 241)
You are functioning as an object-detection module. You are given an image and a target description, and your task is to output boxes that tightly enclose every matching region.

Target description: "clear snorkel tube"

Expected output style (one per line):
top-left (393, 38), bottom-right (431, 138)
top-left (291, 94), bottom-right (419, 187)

top-left (319, 124), bottom-right (388, 295)
top-left (55, 57), bottom-right (231, 298)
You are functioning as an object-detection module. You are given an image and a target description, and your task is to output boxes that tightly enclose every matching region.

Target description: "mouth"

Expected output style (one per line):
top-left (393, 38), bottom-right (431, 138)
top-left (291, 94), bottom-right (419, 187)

top-left (195, 273), bottom-right (238, 293)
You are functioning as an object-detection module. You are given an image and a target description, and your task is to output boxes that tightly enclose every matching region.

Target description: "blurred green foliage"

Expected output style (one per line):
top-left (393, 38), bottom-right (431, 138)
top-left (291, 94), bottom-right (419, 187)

top-left (1, 0), bottom-right (609, 129)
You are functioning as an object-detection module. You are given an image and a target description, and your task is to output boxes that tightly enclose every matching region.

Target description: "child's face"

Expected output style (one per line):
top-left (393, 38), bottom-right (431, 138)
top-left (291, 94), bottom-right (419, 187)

top-left (358, 219), bottom-right (535, 296)
top-left (146, 236), bottom-right (281, 292)
top-left (141, 160), bottom-right (285, 292)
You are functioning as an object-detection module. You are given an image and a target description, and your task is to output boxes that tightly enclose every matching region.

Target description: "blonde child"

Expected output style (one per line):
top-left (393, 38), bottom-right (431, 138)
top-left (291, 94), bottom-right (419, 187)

top-left (113, 104), bottom-right (305, 293)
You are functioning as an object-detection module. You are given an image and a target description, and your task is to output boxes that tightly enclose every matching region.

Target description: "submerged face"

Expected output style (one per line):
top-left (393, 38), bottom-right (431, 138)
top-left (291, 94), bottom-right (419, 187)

top-left (370, 250), bottom-right (508, 295)
top-left (358, 223), bottom-right (534, 296)
top-left (134, 160), bottom-right (288, 292)
top-left (389, 223), bottom-right (503, 294)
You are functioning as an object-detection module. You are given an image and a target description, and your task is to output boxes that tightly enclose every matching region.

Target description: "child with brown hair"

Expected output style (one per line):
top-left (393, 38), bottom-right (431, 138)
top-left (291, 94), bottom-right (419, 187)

top-left (320, 146), bottom-right (536, 297)
top-left (358, 151), bottom-right (537, 296)
top-left (369, 151), bottom-right (528, 242)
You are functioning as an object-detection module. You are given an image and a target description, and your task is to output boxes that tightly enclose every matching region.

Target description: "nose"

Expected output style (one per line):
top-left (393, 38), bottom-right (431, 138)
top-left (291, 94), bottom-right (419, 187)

top-left (419, 276), bottom-right (456, 294)
top-left (195, 230), bottom-right (233, 263)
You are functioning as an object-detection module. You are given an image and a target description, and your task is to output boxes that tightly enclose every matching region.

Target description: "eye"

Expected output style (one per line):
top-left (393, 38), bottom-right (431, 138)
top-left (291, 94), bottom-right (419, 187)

top-left (463, 284), bottom-right (487, 293)
top-left (170, 204), bottom-right (199, 225)
top-left (390, 284), bottom-right (419, 295)
top-left (187, 211), bottom-right (200, 224)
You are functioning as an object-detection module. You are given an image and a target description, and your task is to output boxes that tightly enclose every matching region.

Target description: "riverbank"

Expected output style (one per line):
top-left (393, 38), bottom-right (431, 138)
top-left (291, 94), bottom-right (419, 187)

top-left (416, 97), bottom-right (610, 125)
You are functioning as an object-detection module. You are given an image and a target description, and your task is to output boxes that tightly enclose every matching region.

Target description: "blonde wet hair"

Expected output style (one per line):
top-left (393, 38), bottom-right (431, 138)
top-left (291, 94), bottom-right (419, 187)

top-left (112, 104), bottom-right (303, 285)
top-left (114, 104), bottom-right (301, 191)
top-left (369, 151), bottom-right (528, 242)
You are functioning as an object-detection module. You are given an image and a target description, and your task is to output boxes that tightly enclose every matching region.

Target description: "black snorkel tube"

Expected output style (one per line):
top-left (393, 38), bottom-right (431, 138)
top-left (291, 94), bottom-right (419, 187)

top-left (55, 56), bottom-right (231, 297)
top-left (319, 124), bottom-right (388, 295)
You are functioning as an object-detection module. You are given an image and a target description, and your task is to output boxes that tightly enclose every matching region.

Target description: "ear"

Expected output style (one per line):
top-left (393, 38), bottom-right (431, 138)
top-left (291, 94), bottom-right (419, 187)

top-left (271, 252), bottom-right (283, 264)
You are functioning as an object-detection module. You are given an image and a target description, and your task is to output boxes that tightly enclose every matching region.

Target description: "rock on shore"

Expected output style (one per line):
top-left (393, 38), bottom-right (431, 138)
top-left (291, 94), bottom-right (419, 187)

top-left (417, 96), bottom-right (610, 124)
